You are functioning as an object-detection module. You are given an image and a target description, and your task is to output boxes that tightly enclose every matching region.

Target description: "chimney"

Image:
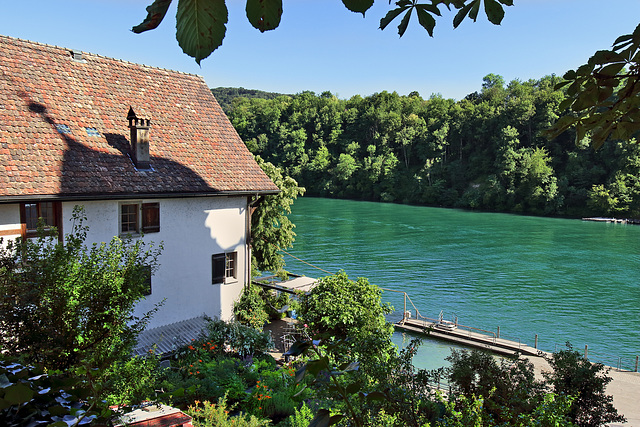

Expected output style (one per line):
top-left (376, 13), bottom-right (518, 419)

top-left (127, 107), bottom-right (151, 169)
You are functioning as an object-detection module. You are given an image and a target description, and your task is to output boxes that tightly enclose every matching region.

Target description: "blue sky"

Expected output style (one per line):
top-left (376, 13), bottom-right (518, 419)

top-left (2, 1), bottom-right (640, 100)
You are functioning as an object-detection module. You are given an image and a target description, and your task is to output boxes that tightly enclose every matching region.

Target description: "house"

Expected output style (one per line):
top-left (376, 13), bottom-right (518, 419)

top-left (0, 35), bottom-right (279, 351)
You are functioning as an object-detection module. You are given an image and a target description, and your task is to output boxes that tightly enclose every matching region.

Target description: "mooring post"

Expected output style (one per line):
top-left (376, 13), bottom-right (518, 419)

top-left (635, 355), bottom-right (638, 372)
top-left (535, 334), bottom-right (538, 349)
top-left (584, 344), bottom-right (588, 359)
top-left (403, 293), bottom-right (407, 321)
top-left (497, 326), bottom-right (500, 338)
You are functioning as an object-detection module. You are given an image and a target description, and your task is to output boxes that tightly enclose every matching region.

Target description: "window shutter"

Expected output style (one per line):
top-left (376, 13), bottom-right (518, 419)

top-left (141, 203), bottom-right (160, 233)
top-left (212, 254), bottom-right (225, 284)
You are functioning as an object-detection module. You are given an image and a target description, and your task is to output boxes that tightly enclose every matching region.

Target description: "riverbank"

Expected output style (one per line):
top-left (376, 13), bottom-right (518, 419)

top-left (523, 354), bottom-right (640, 426)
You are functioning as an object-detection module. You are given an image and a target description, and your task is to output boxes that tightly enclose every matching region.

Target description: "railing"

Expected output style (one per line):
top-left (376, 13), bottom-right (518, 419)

top-left (381, 287), bottom-right (639, 371)
top-left (553, 343), bottom-right (639, 372)
top-left (381, 288), bottom-right (498, 343)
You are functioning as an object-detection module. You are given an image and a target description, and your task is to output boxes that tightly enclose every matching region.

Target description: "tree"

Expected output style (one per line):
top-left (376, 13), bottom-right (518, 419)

top-left (543, 345), bottom-right (625, 427)
top-left (0, 207), bottom-right (161, 372)
top-left (0, 207), bottom-right (162, 424)
top-left (446, 349), bottom-right (547, 425)
top-left (250, 155), bottom-right (305, 275)
top-left (299, 271), bottom-right (395, 371)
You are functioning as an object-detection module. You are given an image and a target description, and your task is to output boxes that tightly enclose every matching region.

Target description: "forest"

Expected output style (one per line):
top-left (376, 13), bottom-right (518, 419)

top-left (222, 74), bottom-right (640, 219)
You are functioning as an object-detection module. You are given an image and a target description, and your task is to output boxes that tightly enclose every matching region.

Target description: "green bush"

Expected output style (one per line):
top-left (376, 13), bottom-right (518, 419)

top-left (233, 283), bottom-right (270, 329)
top-left (544, 344), bottom-right (625, 427)
top-left (187, 394), bottom-right (270, 427)
top-left (300, 271), bottom-right (395, 371)
top-left (203, 319), bottom-right (273, 358)
top-left (106, 353), bottom-right (164, 407)
top-left (284, 403), bottom-right (314, 427)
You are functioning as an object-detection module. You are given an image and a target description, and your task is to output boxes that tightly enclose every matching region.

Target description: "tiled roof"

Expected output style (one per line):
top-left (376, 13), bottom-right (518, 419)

top-left (0, 35), bottom-right (279, 200)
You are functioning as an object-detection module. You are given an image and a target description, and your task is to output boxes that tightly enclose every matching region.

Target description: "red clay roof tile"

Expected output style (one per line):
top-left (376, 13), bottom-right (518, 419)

top-left (0, 35), bottom-right (279, 200)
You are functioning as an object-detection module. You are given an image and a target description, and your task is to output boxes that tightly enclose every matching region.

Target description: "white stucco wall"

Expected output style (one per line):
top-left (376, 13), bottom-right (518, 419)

top-left (0, 196), bottom-right (249, 330)
top-left (70, 197), bottom-right (249, 328)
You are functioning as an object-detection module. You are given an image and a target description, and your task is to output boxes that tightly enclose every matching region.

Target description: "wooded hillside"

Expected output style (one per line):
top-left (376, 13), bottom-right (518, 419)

top-left (224, 76), bottom-right (640, 218)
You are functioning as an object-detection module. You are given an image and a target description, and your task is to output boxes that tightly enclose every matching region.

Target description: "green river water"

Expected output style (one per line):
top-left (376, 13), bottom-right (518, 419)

top-left (286, 197), bottom-right (640, 370)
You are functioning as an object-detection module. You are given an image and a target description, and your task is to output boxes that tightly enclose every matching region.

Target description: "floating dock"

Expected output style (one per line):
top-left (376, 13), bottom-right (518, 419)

top-left (582, 217), bottom-right (640, 225)
top-left (395, 317), bottom-right (545, 357)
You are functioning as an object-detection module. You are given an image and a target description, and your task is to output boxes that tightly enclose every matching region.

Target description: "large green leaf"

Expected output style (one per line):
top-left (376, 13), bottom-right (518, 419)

top-left (132, 0), bottom-right (173, 33)
top-left (246, 0), bottom-right (282, 32)
top-left (397, 8), bottom-right (413, 37)
top-left (379, 2), bottom-right (411, 32)
top-left (4, 383), bottom-right (34, 405)
top-left (342, 0), bottom-right (375, 15)
top-left (453, 1), bottom-right (474, 28)
top-left (176, 0), bottom-right (228, 65)
top-left (416, 7), bottom-right (437, 36)
top-left (484, 0), bottom-right (505, 25)
top-left (468, 0), bottom-right (481, 21)
top-left (309, 409), bottom-right (331, 427)
top-left (597, 62), bottom-right (625, 78)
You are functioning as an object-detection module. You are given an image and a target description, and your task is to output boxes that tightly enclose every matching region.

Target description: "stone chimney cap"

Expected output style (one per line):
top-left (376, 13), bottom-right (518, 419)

top-left (127, 106), bottom-right (150, 127)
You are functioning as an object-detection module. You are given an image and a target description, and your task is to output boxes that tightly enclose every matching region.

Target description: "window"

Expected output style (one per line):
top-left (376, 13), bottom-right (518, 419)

top-left (120, 202), bottom-right (160, 235)
top-left (85, 127), bottom-right (100, 137)
top-left (20, 201), bottom-right (62, 239)
top-left (139, 265), bottom-right (152, 296)
top-left (212, 252), bottom-right (237, 284)
top-left (55, 124), bottom-right (71, 134)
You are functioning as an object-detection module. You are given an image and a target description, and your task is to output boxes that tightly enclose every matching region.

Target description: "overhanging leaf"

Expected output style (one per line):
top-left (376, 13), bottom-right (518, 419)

top-left (309, 409), bottom-right (331, 427)
top-left (4, 383), bottom-right (34, 405)
top-left (362, 390), bottom-right (387, 401)
top-left (416, 8), bottom-right (436, 37)
top-left (342, 0), bottom-right (374, 15)
top-left (380, 3), bottom-right (410, 31)
top-left (0, 374), bottom-right (12, 389)
top-left (397, 7), bottom-right (412, 37)
top-left (284, 340), bottom-right (311, 357)
top-left (246, 0), bottom-right (282, 32)
top-left (468, 0), bottom-right (481, 21)
top-left (596, 62), bottom-right (625, 78)
top-left (453, 2), bottom-right (473, 28)
top-left (484, 0), bottom-right (505, 25)
top-left (176, 0), bottom-right (228, 65)
top-left (329, 414), bottom-right (346, 425)
top-left (132, 0), bottom-right (173, 33)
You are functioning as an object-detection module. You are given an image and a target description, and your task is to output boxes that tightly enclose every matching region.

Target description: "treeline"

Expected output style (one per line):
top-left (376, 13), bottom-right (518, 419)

top-left (211, 86), bottom-right (287, 112)
top-left (227, 75), bottom-right (640, 218)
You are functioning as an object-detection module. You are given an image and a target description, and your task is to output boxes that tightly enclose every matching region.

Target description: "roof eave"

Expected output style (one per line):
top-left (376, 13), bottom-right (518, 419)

top-left (0, 189), bottom-right (281, 204)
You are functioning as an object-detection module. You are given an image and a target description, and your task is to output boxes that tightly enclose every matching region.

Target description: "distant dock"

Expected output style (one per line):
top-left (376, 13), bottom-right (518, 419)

top-left (395, 317), bottom-right (544, 357)
top-left (582, 217), bottom-right (640, 225)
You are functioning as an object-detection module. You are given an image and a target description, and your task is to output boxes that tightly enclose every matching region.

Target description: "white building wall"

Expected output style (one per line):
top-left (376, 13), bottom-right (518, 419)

top-left (0, 196), bottom-right (248, 330)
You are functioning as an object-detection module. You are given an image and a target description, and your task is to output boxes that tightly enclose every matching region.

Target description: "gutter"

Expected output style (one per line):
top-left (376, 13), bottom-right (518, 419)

top-left (0, 189), bottom-right (280, 204)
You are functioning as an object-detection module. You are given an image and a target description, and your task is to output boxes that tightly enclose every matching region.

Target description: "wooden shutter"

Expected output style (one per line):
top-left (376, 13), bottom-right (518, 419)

top-left (212, 254), bottom-right (225, 284)
top-left (141, 203), bottom-right (160, 233)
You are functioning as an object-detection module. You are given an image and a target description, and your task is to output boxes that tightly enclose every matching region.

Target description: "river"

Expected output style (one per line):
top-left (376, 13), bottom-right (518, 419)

top-left (285, 197), bottom-right (640, 370)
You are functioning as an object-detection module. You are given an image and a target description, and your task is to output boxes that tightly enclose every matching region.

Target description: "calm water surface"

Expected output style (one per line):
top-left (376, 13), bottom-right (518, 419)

top-left (287, 197), bottom-right (640, 370)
